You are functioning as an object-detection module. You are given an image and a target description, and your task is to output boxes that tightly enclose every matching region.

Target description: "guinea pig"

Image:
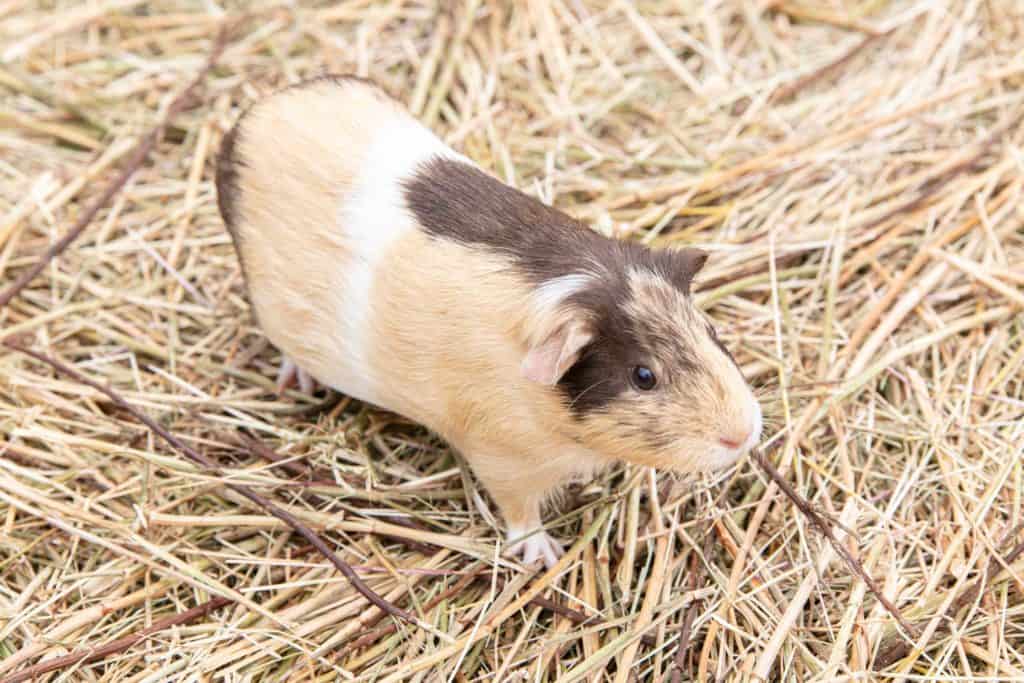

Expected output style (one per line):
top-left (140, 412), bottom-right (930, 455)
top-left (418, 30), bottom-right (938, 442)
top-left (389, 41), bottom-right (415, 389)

top-left (215, 75), bottom-right (762, 568)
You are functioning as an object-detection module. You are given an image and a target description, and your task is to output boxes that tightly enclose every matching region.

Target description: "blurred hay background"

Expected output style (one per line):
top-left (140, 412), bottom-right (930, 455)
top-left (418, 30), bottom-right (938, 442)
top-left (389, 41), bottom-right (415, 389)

top-left (1, 1), bottom-right (1022, 680)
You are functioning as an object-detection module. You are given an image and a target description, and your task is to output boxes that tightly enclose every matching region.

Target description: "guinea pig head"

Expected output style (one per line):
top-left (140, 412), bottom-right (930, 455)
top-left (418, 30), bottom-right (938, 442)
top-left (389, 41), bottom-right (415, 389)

top-left (520, 247), bottom-right (762, 473)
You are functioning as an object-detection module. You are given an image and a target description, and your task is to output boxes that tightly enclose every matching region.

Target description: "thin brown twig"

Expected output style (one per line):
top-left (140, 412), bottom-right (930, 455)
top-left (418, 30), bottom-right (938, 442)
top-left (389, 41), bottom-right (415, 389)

top-left (769, 25), bottom-right (897, 104)
top-left (671, 521), bottom-right (715, 683)
top-left (750, 447), bottom-right (921, 639)
top-left (238, 430), bottom-right (349, 484)
top-left (333, 566), bottom-right (621, 661)
top-left (335, 566), bottom-right (624, 661)
top-left (237, 431), bottom-right (440, 556)
top-left (490, 574), bottom-right (599, 627)
top-left (873, 522), bottom-right (1024, 668)
top-left (0, 23), bottom-right (231, 311)
top-left (337, 570), bottom-right (482, 660)
top-left (1, 597), bottom-right (233, 683)
top-left (242, 431), bottom-right (625, 636)
top-left (1, 339), bottom-right (420, 628)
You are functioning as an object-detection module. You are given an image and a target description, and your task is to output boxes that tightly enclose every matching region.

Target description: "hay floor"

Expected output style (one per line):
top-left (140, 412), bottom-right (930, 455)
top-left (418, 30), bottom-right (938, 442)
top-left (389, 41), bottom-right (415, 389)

top-left (2, 1), bottom-right (1023, 681)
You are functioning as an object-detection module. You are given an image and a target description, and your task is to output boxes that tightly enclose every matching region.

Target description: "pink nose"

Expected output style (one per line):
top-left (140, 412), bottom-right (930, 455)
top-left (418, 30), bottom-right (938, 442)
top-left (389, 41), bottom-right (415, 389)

top-left (719, 432), bottom-right (749, 450)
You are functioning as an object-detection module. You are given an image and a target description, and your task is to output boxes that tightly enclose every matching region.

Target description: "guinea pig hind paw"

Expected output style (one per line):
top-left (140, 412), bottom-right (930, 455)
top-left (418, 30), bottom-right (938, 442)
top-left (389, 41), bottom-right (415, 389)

top-left (275, 357), bottom-right (317, 396)
top-left (296, 369), bottom-right (315, 395)
top-left (506, 530), bottom-right (563, 569)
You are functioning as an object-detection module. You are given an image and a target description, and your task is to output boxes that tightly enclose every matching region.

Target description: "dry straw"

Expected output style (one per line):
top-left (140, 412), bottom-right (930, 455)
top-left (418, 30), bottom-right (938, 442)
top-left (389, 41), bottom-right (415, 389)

top-left (1, 1), bottom-right (1023, 681)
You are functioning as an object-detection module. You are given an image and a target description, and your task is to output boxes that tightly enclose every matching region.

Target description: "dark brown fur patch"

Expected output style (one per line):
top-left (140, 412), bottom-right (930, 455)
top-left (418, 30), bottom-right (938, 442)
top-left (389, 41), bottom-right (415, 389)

top-left (403, 158), bottom-right (702, 293)
top-left (403, 157), bottom-right (715, 415)
top-left (215, 120), bottom-right (243, 243)
top-left (215, 114), bottom-right (259, 308)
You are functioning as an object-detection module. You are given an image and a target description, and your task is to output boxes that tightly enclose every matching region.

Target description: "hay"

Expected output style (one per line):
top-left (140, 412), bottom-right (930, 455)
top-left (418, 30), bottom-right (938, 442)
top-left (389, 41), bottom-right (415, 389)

top-left (1, 1), bottom-right (1022, 680)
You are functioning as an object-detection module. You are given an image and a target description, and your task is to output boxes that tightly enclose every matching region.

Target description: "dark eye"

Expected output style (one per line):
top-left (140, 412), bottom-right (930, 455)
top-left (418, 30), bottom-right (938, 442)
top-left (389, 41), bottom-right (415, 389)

top-left (630, 365), bottom-right (657, 391)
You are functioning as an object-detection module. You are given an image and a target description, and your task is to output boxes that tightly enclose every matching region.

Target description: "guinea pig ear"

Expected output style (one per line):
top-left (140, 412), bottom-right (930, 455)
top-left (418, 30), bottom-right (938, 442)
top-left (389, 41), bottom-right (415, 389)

top-left (521, 274), bottom-right (596, 385)
top-left (521, 319), bottom-right (593, 385)
top-left (677, 248), bottom-right (708, 276)
top-left (667, 247), bottom-right (709, 292)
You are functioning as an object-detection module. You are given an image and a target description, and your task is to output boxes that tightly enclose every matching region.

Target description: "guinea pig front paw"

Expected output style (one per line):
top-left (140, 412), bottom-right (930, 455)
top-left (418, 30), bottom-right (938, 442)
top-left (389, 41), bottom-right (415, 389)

top-left (505, 528), bottom-right (563, 569)
top-left (275, 356), bottom-right (317, 396)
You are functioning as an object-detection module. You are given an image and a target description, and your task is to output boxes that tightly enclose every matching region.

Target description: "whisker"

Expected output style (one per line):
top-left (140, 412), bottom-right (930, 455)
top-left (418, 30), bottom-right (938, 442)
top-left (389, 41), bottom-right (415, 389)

top-left (566, 378), bottom-right (613, 411)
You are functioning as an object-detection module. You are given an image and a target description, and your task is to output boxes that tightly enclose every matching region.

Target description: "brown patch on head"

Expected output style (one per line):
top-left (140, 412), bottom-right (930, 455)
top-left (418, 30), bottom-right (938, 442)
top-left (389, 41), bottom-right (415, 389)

top-left (555, 268), bottom-right (707, 414)
top-left (564, 269), bottom-right (757, 472)
top-left (401, 155), bottom-right (721, 430)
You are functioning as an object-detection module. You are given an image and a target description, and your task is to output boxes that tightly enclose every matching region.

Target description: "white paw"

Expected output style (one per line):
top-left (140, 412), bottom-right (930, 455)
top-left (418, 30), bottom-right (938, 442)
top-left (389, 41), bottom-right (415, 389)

top-left (276, 356), bottom-right (316, 395)
top-left (505, 528), bottom-right (563, 569)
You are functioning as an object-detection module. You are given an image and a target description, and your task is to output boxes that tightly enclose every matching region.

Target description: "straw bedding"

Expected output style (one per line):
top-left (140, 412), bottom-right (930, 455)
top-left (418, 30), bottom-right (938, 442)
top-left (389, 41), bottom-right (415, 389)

top-left (1, 1), bottom-right (1022, 680)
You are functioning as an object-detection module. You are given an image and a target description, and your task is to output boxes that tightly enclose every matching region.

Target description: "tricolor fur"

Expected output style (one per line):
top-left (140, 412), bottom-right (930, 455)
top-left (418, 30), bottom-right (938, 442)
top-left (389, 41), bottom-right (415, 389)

top-left (216, 76), bottom-right (762, 566)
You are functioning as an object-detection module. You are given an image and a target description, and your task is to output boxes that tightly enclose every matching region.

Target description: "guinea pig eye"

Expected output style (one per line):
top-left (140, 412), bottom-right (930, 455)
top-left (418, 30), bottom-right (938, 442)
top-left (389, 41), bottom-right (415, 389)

top-left (630, 365), bottom-right (657, 391)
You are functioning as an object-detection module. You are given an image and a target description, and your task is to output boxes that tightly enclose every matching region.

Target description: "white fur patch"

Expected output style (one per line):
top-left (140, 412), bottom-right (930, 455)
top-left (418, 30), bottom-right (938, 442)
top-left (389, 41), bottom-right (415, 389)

top-left (325, 116), bottom-right (470, 404)
top-left (531, 273), bottom-right (594, 318)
